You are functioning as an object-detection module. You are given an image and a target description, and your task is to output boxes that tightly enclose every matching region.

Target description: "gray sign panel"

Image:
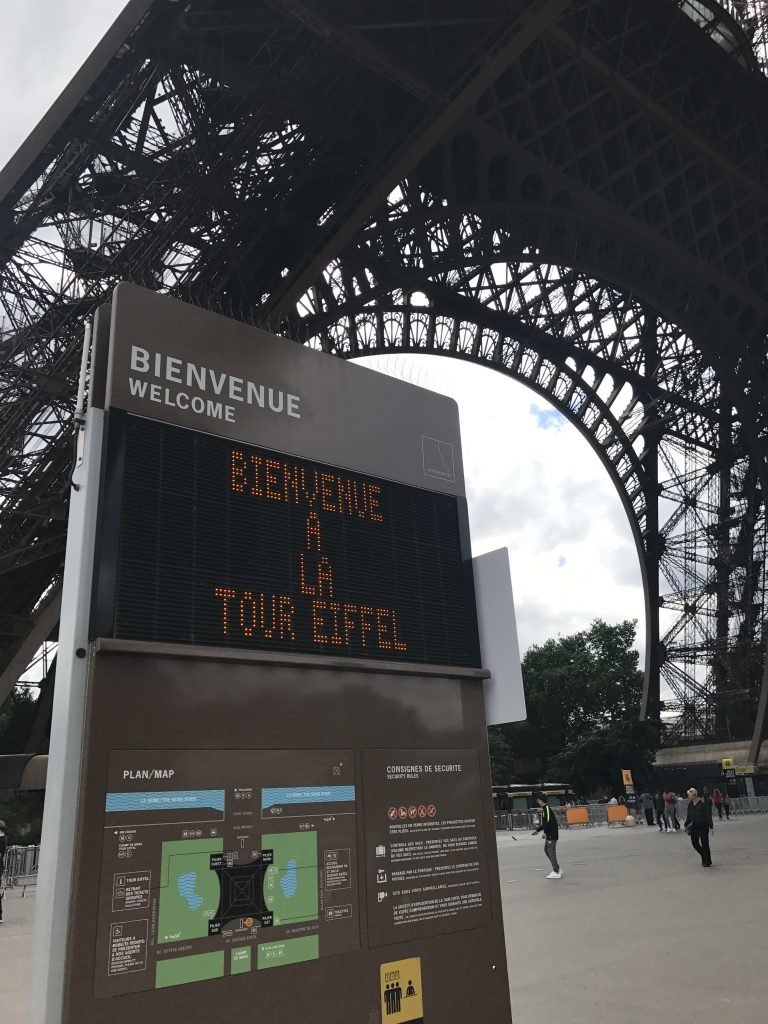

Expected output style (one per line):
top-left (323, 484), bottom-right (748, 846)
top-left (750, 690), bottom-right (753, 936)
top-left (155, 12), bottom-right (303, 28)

top-left (105, 283), bottom-right (465, 496)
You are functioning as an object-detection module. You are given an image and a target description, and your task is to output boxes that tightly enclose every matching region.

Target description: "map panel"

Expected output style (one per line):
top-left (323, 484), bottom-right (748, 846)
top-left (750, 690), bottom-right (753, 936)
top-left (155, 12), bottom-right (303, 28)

top-left (263, 831), bottom-right (319, 926)
top-left (93, 749), bottom-right (358, 998)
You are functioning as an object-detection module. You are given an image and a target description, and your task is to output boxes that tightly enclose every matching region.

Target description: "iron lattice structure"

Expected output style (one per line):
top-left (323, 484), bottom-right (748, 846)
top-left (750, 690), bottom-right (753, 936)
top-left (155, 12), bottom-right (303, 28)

top-left (2, 0), bottom-right (768, 755)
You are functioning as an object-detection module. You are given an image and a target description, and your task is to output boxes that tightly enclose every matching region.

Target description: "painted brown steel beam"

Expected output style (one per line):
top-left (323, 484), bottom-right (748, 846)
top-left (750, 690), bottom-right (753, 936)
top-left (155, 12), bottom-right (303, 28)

top-left (262, 0), bottom-right (573, 325)
top-left (264, 0), bottom-right (444, 103)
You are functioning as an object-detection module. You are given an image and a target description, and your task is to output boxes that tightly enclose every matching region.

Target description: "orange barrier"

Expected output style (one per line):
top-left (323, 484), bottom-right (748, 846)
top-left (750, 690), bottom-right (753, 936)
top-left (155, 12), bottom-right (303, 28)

top-left (607, 805), bottom-right (629, 825)
top-left (565, 806), bottom-right (590, 827)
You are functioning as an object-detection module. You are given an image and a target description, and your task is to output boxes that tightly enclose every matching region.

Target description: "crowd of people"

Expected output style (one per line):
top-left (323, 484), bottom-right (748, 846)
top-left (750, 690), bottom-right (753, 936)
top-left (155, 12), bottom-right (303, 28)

top-left (542, 784), bottom-right (732, 876)
top-left (632, 786), bottom-right (730, 832)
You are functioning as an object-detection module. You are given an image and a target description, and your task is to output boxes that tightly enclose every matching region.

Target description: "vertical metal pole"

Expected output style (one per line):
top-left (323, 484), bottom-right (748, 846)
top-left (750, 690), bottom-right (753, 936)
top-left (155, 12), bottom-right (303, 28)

top-left (748, 655), bottom-right (768, 764)
top-left (713, 405), bottom-right (733, 738)
top-left (640, 311), bottom-right (662, 722)
top-left (29, 407), bottom-right (105, 1024)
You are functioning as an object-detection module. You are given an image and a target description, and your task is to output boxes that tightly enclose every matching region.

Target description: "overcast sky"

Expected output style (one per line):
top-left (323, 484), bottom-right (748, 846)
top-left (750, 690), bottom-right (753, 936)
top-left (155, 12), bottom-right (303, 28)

top-left (1, 1), bottom-right (645, 661)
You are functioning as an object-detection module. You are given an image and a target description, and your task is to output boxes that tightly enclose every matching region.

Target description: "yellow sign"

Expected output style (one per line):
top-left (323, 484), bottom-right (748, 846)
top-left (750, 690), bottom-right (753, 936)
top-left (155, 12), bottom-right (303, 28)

top-left (621, 769), bottom-right (634, 786)
top-left (722, 757), bottom-right (734, 770)
top-left (380, 956), bottom-right (424, 1023)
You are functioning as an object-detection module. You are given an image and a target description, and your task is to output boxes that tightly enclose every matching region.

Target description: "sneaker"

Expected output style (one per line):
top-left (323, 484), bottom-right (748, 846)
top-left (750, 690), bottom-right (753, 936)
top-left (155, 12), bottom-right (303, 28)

top-left (546, 871), bottom-right (562, 879)
top-left (665, 828), bottom-right (671, 833)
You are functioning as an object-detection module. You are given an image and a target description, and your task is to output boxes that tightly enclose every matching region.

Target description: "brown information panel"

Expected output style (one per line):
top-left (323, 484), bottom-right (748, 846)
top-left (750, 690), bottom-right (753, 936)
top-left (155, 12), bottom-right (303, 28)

top-left (63, 649), bottom-right (512, 1023)
top-left (362, 749), bottom-right (492, 947)
top-left (94, 749), bottom-right (358, 997)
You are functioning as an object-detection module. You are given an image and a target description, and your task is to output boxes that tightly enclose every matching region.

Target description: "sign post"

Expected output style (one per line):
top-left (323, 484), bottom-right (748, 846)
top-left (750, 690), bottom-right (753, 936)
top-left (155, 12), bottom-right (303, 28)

top-left (721, 757), bottom-right (738, 798)
top-left (621, 769), bottom-right (635, 806)
top-left (32, 284), bottom-right (513, 1024)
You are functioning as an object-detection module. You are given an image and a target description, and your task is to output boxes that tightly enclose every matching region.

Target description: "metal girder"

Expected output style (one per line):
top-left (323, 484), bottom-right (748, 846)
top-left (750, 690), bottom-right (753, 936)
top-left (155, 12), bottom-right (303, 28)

top-left (0, 0), bottom-right (767, 756)
top-left (0, 588), bottom-right (61, 708)
top-left (261, 0), bottom-right (573, 323)
top-left (294, 246), bottom-right (766, 746)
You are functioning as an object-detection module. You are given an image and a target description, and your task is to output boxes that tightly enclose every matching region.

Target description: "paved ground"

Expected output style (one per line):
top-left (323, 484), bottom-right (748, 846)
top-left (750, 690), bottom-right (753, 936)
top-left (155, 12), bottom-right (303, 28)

top-left (500, 814), bottom-right (768, 1024)
top-left (2, 816), bottom-right (767, 1022)
top-left (0, 886), bottom-right (34, 1016)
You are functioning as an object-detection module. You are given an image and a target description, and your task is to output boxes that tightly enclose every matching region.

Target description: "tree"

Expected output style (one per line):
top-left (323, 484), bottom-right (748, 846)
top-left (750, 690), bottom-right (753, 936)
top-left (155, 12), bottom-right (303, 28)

top-left (0, 686), bottom-right (38, 753)
top-left (488, 619), bottom-right (645, 780)
top-left (487, 727), bottom-right (515, 784)
top-left (519, 618), bottom-right (643, 757)
top-left (0, 687), bottom-right (45, 845)
top-left (545, 718), bottom-right (659, 796)
top-left (0, 790), bottom-right (44, 845)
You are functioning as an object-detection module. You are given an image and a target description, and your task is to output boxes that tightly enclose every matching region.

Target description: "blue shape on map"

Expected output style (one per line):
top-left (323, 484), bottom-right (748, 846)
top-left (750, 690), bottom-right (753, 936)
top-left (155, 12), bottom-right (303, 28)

top-left (177, 872), bottom-right (204, 910)
top-left (279, 859), bottom-right (298, 899)
top-left (105, 790), bottom-right (225, 813)
top-left (261, 786), bottom-right (355, 810)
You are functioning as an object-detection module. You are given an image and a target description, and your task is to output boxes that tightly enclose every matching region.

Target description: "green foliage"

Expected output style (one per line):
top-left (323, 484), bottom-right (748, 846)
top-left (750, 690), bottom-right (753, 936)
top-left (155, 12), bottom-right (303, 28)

top-left (0, 686), bottom-right (38, 754)
top-left (0, 687), bottom-right (44, 844)
top-left (545, 718), bottom-right (659, 796)
top-left (0, 791), bottom-right (44, 845)
top-left (520, 618), bottom-right (643, 758)
top-left (488, 618), bottom-right (646, 789)
top-left (487, 727), bottom-right (515, 784)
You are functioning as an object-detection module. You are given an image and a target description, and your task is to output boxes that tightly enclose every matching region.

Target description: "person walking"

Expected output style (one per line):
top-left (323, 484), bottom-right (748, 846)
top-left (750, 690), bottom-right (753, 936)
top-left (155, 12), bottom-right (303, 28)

top-left (639, 790), bottom-right (655, 826)
top-left (684, 788), bottom-right (714, 867)
top-left (702, 787), bottom-right (714, 821)
top-left (712, 788), bottom-right (725, 820)
top-left (723, 789), bottom-right (731, 820)
top-left (655, 791), bottom-right (666, 831)
top-left (663, 790), bottom-right (680, 831)
top-left (533, 794), bottom-right (561, 879)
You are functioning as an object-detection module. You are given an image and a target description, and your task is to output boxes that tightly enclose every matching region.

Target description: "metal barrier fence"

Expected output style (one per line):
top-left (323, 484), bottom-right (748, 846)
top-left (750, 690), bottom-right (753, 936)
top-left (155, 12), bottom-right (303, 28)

top-left (729, 795), bottom-right (768, 814)
top-left (494, 809), bottom-right (538, 831)
top-left (2, 845), bottom-right (40, 894)
top-left (495, 797), bottom-right (768, 831)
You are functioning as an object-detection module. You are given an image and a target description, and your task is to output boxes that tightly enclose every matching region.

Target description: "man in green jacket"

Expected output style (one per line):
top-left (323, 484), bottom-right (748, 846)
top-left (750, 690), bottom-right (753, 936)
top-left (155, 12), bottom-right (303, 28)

top-left (533, 795), bottom-right (561, 879)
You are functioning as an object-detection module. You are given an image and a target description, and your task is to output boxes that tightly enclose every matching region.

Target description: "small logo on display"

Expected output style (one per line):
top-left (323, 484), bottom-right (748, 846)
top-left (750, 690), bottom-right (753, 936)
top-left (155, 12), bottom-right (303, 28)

top-left (427, 804), bottom-right (437, 818)
top-left (387, 807), bottom-right (398, 821)
top-left (422, 436), bottom-right (455, 483)
top-left (398, 807), bottom-right (409, 820)
top-left (407, 806), bottom-right (418, 820)
top-left (417, 805), bottom-right (427, 819)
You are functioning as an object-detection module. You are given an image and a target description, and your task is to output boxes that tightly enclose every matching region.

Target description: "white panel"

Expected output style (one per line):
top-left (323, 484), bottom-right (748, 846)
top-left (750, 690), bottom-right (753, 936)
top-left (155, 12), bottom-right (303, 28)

top-left (472, 548), bottom-right (526, 725)
top-left (30, 408), bottom-right (105, 1024)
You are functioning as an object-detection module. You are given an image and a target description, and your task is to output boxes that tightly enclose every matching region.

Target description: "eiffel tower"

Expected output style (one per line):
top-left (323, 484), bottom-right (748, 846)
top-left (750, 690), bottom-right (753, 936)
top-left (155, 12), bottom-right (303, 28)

top-left (2, 0), bottom-right (768, 766)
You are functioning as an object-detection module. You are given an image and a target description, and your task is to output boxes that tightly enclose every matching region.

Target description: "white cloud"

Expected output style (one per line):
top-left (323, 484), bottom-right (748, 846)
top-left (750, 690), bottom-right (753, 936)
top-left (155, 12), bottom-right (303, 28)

top-left (0, 1), bottom-right (128, 162)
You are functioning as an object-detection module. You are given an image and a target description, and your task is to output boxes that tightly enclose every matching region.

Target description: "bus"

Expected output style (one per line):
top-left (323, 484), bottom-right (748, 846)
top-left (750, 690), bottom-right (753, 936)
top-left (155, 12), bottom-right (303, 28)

top-left (492, 782), bottom-right (575, 812)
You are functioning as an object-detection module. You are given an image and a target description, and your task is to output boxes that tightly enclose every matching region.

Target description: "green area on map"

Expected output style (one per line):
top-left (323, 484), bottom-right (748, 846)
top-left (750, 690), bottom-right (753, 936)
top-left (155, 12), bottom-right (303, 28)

top-left (257, 935), bottom-right (319, 970)
top-left (155, 951), bottom-right (224, 989)
top-left (231, 947), bottom-right (252, 975)
top-left (157, 837), bottom-right (223, 943)
top-left (262, 831), bottom-right (319, 926)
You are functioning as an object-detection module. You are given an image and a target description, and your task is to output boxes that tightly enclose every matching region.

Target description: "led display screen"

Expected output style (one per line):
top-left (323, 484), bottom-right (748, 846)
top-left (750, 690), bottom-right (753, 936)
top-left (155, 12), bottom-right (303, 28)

top-left (95, 414), bottom-right (480, 667)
